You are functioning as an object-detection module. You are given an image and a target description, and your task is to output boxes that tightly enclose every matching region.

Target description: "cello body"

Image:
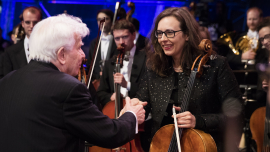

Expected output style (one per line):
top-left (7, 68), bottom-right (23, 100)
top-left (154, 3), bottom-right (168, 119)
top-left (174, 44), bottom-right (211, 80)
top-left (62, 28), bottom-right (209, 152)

top-left (250, 106), bottom-right (268, 152)
top-left (150, 124), bottom-right (217, 152)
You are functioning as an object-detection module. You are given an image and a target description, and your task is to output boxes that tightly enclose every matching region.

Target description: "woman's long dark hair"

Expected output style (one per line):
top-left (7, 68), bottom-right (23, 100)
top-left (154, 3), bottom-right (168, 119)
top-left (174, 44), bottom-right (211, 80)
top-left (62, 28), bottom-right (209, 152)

top-left (146, 7), bottom-right (203, 77)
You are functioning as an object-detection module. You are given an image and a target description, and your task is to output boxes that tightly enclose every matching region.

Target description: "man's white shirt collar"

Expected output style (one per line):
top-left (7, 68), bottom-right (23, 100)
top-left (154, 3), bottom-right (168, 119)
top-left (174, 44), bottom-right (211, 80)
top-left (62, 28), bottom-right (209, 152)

top-left (24, 36), bottom-right (30, 63)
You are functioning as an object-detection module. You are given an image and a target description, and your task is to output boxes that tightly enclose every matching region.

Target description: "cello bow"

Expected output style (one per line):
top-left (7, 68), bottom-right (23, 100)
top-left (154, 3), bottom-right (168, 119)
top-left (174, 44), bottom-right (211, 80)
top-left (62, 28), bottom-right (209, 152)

top-left (86, 18), bottom-right (106, 89)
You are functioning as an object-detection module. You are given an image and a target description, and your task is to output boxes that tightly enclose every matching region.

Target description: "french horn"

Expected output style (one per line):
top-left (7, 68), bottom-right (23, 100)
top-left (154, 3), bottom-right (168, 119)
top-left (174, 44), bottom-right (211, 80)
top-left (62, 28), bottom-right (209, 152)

top-left (218, 31), bottom-right (259, 55)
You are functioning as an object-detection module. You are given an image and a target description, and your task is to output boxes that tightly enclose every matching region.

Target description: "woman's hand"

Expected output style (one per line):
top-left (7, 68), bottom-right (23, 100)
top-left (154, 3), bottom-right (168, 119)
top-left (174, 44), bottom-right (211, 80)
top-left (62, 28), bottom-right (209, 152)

top-left (172, 106), bottom-right (196, 128)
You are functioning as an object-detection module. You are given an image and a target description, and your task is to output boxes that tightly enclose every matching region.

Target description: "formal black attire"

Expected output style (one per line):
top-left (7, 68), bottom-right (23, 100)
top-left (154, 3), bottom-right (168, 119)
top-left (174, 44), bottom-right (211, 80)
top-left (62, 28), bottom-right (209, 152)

top-left (87, 37), bottom-right (118, 80)
top-left (3, 40), bottom-right (27, 76)
top-left (97, 48), bottom-right (146, 106)
top-left (0, 60), bottom-right (136, 152)
top-left (135, 55), bottom-right (243, 152)
top-left (0, 48), bottom-right (4, 79)
top-left (135, 34), bottom-right (146, 51)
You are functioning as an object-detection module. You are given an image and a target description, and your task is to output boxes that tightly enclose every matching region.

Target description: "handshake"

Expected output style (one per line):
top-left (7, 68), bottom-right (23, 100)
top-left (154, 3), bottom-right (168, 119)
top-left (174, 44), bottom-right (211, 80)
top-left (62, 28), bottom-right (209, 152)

top-left (120, 97), bottom-right (147, 124)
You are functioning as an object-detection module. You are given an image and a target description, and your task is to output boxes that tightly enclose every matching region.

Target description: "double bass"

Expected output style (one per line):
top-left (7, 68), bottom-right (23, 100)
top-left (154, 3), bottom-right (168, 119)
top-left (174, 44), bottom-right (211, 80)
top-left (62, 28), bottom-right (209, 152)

top-left (149, 39), bottom-right (217, 152)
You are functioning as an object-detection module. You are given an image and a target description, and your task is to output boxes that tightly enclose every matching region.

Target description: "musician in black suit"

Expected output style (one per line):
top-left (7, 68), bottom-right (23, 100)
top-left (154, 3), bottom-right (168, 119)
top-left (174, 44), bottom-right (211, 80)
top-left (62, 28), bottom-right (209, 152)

top-left (219, 7), bottom-right (264, 70)
top-left (130, 8), bottom-right (243, 152)
top-left (0, 14), bottom-right (146, 152)
top-left (3, 6), bottom-right (42, 76)
top-left (97, 19), bottom-right (146, 107)
top-left (87, 9), bottom-right (118, 80)
top-left (129, 17), bottom-right (147, 51)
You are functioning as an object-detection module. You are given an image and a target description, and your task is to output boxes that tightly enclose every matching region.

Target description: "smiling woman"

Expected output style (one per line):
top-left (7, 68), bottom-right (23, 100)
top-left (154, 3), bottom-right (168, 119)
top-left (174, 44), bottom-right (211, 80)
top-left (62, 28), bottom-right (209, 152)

top-left (132, 7), bottom-right (243, 152)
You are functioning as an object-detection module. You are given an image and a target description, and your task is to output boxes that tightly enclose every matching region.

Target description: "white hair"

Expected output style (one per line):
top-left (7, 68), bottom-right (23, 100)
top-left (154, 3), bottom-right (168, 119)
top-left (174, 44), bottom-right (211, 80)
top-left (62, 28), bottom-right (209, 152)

top-left (29, 14), bottom-right (89, 62)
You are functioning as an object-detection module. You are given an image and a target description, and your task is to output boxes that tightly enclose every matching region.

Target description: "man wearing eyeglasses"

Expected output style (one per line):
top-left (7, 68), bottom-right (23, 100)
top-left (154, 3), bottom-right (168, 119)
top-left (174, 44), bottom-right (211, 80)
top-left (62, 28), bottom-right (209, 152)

top-left (3, 6), bottom-right (42, 76)
top-left (97, 19), bottom-right (146, 107)
top-left (258, 17), bottom-right (270, 92)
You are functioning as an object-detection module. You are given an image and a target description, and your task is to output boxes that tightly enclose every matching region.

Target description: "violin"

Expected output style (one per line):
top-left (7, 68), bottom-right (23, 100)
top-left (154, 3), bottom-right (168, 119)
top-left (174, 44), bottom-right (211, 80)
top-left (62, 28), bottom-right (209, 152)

top-left (149, 39), bottom-right (217, 152)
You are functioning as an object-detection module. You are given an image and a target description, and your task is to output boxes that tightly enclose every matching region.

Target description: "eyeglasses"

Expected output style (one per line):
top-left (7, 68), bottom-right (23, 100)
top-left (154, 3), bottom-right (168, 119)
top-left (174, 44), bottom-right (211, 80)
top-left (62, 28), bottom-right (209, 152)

top-left (155, 30), bottom-right (183, 39)
top-left (259, 34), bottom-right (270, 43)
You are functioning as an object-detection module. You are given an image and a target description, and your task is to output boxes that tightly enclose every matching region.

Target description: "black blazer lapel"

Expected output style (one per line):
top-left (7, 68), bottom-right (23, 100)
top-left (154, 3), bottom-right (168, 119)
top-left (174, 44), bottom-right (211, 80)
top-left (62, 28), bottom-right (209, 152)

top-left (130, 48), bottom-right (146, 83)
top-left (16, 44), bottom-right (27, 68)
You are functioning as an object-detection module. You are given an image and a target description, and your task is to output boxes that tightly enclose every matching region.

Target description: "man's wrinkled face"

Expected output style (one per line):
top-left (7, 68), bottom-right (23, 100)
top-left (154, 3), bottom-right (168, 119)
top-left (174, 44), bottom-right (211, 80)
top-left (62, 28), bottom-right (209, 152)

top-left (64, 36), bottom-right (85, 76)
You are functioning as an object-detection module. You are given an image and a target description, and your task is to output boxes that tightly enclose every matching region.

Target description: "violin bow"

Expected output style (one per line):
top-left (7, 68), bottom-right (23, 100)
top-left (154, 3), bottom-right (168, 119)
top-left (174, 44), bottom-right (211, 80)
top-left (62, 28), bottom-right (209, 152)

top-left (87, 18), bottom-right (106, 89)
top-left (112, 2), bottom-right (120, 26)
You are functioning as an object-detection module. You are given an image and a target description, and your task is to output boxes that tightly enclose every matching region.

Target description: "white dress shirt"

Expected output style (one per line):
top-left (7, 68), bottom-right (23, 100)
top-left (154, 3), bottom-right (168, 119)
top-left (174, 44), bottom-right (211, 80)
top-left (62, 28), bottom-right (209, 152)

top-left (247, 29), bottom-right (259, 49)
top-left (119, 45), bottom-right (136, 97)
top-left (133, 32), bottom-right (139, 44)
top-left (100, 35), bottom-right (111, 60)
top-left (24, 36), bottom-right (30, 63)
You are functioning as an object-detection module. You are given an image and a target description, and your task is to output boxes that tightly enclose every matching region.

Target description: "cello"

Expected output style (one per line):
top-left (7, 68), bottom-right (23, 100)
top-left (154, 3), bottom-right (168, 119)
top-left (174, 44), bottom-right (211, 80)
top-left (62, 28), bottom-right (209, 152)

top-left (89, 44), bottom-right (139, 152)
top-left (149, 39), bottom-right (217, 152)
top-left (250, 98), bottom-right (270, 151)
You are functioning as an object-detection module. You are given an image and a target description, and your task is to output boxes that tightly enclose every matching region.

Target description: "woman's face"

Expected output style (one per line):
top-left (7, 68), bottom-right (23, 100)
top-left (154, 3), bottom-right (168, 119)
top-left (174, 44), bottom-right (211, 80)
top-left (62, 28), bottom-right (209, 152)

top-left (157, 16), bottom-right (188, 60)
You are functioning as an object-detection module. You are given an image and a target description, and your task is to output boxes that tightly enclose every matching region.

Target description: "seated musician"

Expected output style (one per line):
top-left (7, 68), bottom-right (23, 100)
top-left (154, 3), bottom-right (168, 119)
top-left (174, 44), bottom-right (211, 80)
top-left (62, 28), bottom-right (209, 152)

top-left (258, 17), bottom-right (270, 92)
top-left (97, 19), bottom-right (146, 107)
top-left (87, 9), bottom-right (118, 80)
top-left (129, 7), bottom-right (243, 152)
top-left (0, 14), bottom-right (147, 152)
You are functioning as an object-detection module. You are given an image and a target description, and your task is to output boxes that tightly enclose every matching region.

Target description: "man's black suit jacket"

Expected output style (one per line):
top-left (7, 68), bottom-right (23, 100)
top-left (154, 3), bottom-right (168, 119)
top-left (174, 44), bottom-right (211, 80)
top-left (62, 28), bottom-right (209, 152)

top-left (0, 49), bottom-right (4, 79)
top-left (97, 48), bottom-right (146, 106)
top-left (136, 34), bottom-right (146, 51)
top-left (0, 61), bottom-right (136, 152)
top-left (87, 37), bottom-right (118, 80)
top-left (3, 40), bottom-right (27, 76)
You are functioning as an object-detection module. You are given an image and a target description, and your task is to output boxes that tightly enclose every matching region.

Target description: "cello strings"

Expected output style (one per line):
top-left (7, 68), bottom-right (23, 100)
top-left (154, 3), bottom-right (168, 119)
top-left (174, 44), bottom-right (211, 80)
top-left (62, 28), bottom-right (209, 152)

top-left (168, 71), bottom-right (197, 152)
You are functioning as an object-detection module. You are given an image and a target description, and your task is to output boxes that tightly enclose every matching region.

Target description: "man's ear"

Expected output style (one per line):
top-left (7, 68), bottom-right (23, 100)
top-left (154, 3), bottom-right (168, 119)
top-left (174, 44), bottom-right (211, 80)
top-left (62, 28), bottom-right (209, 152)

top-left (56, 47), bottom-right (65, 65)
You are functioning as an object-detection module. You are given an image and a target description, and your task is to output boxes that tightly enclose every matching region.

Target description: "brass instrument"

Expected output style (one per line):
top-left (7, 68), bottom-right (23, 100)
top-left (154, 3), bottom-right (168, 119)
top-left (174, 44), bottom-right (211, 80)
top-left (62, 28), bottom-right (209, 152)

top-left (235, 35), bottom-right (259, 53)
top-left (218, 31), bottom-right (259, 55)
top-left (219, 32), bottom-right (239, 55)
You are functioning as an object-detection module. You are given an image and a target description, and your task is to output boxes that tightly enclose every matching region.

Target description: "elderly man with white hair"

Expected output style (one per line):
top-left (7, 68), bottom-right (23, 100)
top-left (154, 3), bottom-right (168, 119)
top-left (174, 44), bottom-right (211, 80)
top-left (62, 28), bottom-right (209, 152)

top-left (0, 14), bottom-right (146, 152)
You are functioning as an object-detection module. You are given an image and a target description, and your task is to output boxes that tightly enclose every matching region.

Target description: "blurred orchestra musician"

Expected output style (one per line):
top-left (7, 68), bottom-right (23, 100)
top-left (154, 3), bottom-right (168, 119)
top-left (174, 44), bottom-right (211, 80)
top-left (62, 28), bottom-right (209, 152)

top-left (257, 17), bottom-right (270, 101)
top-left (3, 6), bottom-right (42, 76)
top-left (219, 7), bottom-right (266, 70)
top-left (87, 9), bottom-right (118, 81)
top-left (10, 24), bottom-right (25, 45)
top-left (97, 19), bottom-right (146, 107)
top-left (128, 17), bottom-right (147, 50)
top-left (217, 8), bottom-right (268, 116)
